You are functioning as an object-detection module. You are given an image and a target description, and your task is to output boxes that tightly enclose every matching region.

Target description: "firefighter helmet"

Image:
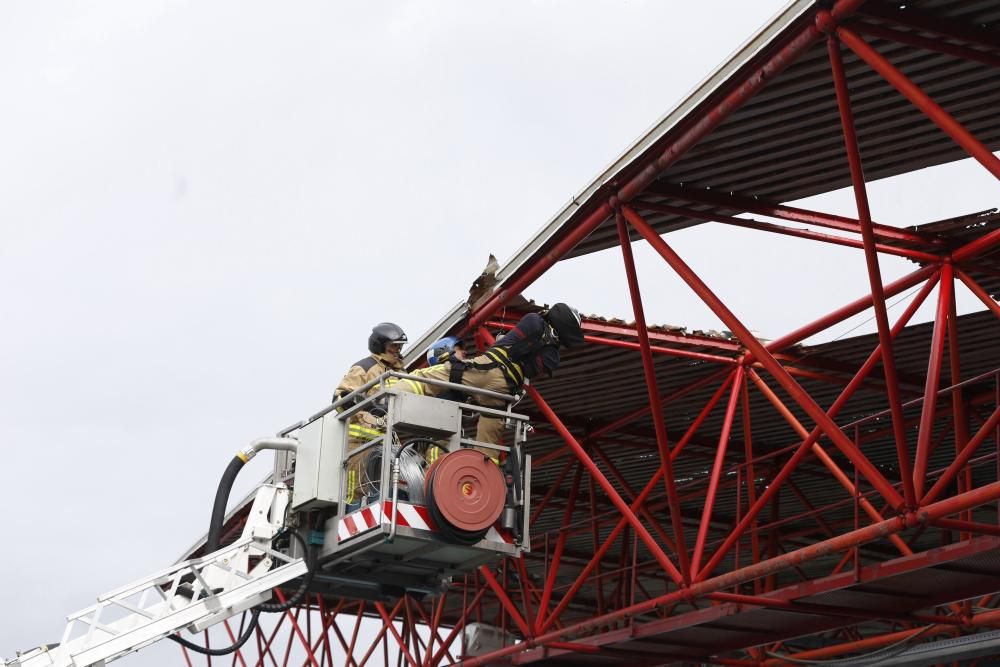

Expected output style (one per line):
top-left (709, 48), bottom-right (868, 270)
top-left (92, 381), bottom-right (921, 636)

top-left (426, 336), bottom-right (464, 366)
top-left (544, 303), bottom-right (584, 347)
top-left (368, 322), bottom-right (408, 354)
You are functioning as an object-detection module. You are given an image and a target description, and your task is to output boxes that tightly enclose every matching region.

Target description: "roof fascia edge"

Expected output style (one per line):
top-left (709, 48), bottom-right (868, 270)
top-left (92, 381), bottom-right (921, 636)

top-left (495, 0), bottom-right (816, 286)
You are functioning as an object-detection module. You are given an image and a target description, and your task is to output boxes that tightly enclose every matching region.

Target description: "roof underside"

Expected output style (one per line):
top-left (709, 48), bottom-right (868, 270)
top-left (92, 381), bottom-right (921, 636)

top-left (544, 0), bottom-right (1000, 260)
top-left (427, 0), bottom-right (1000, 659)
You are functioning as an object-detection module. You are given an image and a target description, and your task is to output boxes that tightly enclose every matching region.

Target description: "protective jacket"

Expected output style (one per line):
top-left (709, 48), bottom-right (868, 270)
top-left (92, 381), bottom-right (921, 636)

top-left (334, 351), bottom-right (404, 404)
top-left (479, 312), bottom-right (560, 389)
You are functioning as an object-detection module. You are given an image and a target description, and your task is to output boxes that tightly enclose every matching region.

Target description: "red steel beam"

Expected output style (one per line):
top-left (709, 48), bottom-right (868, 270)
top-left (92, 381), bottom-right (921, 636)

top-left (956, 269), bottom-right (1000, 318)
top-left (534, 465), bottom-right (583, 632)
top-left (526, 377), bottom-right (686, 586)
top-left (622, 204), bottom-right (905, 511)
top-left (761, 264), bottom-right (935, 356)
top-left (923, 403), bottom-right (1000, 505)
top-left (829, 33), bottom-right (916, 508)
top-left (273, 590), bottom-right (321, 667)
top-left (574, 318), bottom-right (740, 352)
top-left (537, 373), bottom-right (735, 633)
top-left (634, 200), bottom-right (940, 263)
top-left (953, 225), bottom-right (1000, 265)
top-left (616, 212), bottom-right (691, 579)
top-left (477, 566), bottom-right (533, 639)
top-left (458, 479), bottom-right (1000, 667)
top-left (707, 592), bottom-right (962, 626)
top-left (428, 588), bottom-right (486, 666)
top-left (766, 608), bottom-right (1000, 665)
top-left (692, 366), bottom-right (744, 576)
top-left (857, 3), bottom-right (1000, 53)
top-left (835, 25), bottom-right (1000, 181)
top-left (740, 380), bottom-right (761, 588)
top-left (649, 183), bottom-right (941, 247)
top-left (851, 20), bottom-right (1000, 70)
top-left (591, 443), bottom-right (679, 553)
top-left (748, 367), bottom-right (914, 558)
top-left (931, 517), bottom-right (1000, 537)
top-left (914, 263), bottom-right (954, 499)
top-left (699, 270), bottom-right (938, 577)
top-left (487, 319), bottom-right (737, 365)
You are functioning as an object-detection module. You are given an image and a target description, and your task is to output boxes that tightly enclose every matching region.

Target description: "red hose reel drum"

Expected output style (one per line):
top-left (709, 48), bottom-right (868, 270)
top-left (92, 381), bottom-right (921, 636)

top-left (424, 449), bottom-right (506, 542)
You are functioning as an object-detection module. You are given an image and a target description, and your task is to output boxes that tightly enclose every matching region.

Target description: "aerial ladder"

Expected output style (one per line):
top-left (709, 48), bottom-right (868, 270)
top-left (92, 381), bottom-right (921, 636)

top-left (5, 373), bottom-right (531, 667)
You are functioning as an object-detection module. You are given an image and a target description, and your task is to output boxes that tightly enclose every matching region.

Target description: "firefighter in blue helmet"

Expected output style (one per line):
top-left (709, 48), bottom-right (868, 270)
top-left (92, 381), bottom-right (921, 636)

top-left (333, 322), bottom-right (407, 504)
top-left (425, 336), bottom-right (468, 403)
top-left (395, 304), bottom-right (584, 445)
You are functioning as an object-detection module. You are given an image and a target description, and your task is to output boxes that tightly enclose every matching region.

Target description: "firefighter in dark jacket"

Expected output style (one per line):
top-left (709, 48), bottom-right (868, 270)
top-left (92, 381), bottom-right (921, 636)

top-left (394, 303), bottom-right (584, 446)
top-left (333, 322), bottom-right (407, 504)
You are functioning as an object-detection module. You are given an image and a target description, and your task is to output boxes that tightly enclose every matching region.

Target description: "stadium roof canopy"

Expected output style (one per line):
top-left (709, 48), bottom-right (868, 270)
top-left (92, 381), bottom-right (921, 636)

top-left (203, 1), bottom-right (1000, 663)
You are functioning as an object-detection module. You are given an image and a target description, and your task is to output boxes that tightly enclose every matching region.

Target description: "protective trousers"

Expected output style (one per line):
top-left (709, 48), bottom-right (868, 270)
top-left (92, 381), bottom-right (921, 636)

top-left (393, 356), bottom-right (511, 447)
top-left (345, 411), bottom-right (384, 504)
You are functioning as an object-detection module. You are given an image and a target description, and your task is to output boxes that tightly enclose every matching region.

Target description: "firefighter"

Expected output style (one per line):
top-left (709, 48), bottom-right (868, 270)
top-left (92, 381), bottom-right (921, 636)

top-left (425, 336), bottom-right (467, 402)
top-left (333, 322), bottom-right (408, 505)
top-left (395, 304), bottom-right (584, 446)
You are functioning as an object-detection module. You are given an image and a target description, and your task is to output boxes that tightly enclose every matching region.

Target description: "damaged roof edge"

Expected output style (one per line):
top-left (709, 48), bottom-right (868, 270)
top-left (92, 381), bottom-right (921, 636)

top-left (405, 0), bottom-right (816, 363)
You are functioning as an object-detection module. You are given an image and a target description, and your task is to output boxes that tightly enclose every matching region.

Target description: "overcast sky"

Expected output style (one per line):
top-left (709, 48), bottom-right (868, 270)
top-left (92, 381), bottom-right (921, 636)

top-left (2, 1), bottom-right (996, 664)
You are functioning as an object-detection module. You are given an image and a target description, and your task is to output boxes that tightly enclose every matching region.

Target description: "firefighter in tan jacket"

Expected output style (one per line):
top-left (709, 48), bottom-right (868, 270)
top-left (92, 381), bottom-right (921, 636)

top-left (333, 322), bottom-right (407, 505)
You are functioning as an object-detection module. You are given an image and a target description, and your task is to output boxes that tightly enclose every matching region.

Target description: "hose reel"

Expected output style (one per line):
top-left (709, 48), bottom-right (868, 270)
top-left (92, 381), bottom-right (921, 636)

top-left (424, 449), bottom-right (506, 545)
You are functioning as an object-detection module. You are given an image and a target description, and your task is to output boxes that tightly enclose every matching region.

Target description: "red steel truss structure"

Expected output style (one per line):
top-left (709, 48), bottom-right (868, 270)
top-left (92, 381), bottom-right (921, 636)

top-left (183, 0), bottom-right (1000, 664)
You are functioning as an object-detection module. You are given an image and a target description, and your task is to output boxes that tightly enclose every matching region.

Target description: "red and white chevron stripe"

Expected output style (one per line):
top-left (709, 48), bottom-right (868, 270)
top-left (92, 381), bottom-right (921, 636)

top-left (336, 500), bottom-right (512, 544)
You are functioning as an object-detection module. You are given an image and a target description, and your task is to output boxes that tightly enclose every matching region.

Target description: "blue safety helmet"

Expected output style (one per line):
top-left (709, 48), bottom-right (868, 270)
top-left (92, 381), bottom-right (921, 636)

top-left (427, 336), bottom-right (464, 365)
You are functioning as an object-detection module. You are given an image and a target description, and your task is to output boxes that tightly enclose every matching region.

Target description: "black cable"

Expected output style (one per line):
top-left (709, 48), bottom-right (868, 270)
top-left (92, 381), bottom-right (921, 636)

top-left (167, 609), bottom-right (261, 656)
top-left (258, 531), bottom-right (317, 613)
top-left (175, 455), bottom-right (319, 654)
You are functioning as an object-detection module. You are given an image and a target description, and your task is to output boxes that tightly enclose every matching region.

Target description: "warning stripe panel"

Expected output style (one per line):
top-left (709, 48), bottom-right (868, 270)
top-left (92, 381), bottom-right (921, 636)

top-left (336, 500), bottom-right (514, 545)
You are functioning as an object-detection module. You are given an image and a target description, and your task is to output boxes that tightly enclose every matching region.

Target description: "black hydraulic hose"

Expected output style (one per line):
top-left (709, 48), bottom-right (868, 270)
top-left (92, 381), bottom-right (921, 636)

top-left (175, 444), bottom-right (317, 655)
top-left (206, 455), bottom-right (247, 553)
top-left (167, 609), bottom-right (260, 655)
top-left (258, 531), bottom-right (317, 613)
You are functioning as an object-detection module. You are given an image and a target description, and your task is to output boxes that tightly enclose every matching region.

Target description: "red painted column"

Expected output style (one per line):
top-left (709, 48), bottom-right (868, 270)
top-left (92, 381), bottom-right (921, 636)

top-left (914, 263), bottom-right (954, 499)
top-left (829, 34), bottom-right (916, 508)
top-left (692, 366), bottom-right (744, 576)
top-left (534, 465), bottom-right (583, 632)
top-left (615, 212), bottom-right (691, 580)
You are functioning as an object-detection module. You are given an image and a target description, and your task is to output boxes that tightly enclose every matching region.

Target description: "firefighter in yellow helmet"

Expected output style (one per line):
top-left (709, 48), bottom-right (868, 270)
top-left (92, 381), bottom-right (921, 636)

top-left (333, 322), bottom-right (407, 505)
top-left (394, 304), bottom-right (584, 447)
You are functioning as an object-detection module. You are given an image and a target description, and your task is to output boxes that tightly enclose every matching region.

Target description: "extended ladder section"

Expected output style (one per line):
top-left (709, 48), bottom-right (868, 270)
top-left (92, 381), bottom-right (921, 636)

top-left (6, 486), bottom-right (305, 667)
